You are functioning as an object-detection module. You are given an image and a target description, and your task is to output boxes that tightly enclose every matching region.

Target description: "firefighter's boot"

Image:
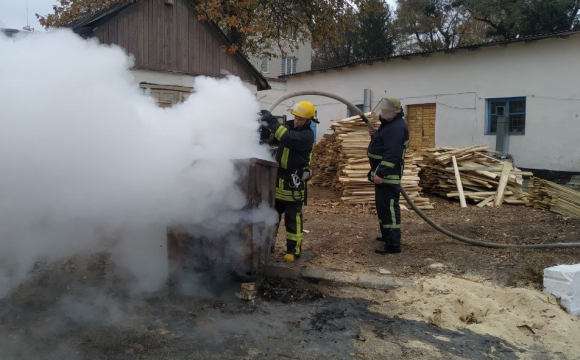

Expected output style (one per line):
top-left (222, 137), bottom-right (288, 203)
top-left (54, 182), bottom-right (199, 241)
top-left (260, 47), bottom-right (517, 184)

top-left (375, 230), bottom-right (401, 254)
top-left (284, 254), bottom-right (296, 262)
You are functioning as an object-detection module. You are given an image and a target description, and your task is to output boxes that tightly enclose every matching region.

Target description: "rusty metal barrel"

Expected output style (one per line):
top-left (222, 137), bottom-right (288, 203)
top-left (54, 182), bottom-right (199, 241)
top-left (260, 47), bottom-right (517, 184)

top-left (167, 158), bottom-right (278, 279)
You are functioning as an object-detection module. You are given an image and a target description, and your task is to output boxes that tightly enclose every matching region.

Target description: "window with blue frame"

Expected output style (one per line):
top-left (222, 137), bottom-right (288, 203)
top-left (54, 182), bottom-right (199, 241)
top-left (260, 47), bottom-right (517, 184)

top-left (487, 97), bottom-right (526, 135)
top-left (310, 110), bottom-right (317, 142)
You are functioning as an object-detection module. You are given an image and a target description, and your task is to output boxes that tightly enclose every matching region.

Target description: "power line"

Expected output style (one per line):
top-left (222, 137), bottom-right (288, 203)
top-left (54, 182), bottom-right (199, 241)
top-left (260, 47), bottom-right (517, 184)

top-left (259, 91), bottom-right (580, 118)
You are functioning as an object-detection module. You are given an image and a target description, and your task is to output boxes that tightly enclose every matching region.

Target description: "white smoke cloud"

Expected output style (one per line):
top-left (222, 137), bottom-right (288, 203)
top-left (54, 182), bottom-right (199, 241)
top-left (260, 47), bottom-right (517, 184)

top-left (0, 29), bottom-right (275, 297)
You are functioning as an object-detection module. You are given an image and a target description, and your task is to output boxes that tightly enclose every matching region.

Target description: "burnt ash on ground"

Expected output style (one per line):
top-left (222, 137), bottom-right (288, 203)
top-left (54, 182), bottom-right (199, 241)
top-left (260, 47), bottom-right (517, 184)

top-left (0, 265), bottom-right (523, 360)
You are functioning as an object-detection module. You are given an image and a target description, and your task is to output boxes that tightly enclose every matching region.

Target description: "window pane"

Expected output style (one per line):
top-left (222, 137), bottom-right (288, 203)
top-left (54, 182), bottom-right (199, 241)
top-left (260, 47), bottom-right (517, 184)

top-left (292, 58), bottom-right (297, 74)
top-left (491, 101), bottom-right (506, 115)
top-left (509, 114), bottom-right (525, 133)
top-left (489, 101), bottom-right (505, 133)
top-left (347, 104), bottom-right (364, 117)
top-left (490, 114), bottom-right (498, 133)
top-left (509, 100), bottom-right (525, 113)
top-left (261, 56), bottom-right (269, 73)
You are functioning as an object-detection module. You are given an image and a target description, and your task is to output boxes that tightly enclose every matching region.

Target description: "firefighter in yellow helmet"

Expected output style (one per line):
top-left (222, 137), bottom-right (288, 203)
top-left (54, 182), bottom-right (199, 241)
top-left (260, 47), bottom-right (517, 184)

top-left (260, 101), bottom-right (318, 262)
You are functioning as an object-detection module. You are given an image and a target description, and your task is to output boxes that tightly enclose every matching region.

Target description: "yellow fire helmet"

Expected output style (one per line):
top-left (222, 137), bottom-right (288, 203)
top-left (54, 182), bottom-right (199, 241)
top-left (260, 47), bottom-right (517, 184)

top-left (372, 97), bottom-right (402, 118)
top-left (291, 101), bottom-right (319, 123)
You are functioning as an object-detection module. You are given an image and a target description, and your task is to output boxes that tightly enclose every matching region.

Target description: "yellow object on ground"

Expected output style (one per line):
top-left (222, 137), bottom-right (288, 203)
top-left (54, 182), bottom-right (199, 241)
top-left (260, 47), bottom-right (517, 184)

top-left (284, 254), bottom-right (296, 262)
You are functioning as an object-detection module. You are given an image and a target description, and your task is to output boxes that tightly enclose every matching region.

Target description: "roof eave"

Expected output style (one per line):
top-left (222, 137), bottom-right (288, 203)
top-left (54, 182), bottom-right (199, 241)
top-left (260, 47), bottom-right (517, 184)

top-left (282, 30), bottom-right (580, 79)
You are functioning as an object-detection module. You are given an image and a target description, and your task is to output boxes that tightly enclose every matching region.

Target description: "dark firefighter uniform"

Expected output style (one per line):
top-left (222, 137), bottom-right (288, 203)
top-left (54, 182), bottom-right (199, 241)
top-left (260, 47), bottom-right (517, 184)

top-left (367, 98), bottom-right (409, 254)
top-left (260, 107), bottom-right (315, 261)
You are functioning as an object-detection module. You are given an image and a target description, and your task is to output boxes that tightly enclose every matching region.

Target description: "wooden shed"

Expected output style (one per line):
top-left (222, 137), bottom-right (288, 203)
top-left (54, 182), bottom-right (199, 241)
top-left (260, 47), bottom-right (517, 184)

top-left (70, 0), bottom-right (270, 105)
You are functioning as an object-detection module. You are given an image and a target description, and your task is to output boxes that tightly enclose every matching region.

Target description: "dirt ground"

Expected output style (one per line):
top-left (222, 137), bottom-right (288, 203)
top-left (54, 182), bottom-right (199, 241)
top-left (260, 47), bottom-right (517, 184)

top-left (2, 186), bottom-right (580, 359)
top-left (1, 263), bottom-right (578, 360)
top-left (4, 262), bottom-right (574, 360)
top-left (272, 186), bottom-right (580, 289)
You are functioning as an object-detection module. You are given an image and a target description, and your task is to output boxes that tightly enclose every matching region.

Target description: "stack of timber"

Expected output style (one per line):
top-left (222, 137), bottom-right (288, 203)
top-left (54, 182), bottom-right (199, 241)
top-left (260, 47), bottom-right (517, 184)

top-left (527, 178), bottom-right (580, 218)
top-left (418, 145), bottom-right (531, 207)
top-left (310, 134), bottom-right (340, 188)
top-left (310, 113), bottom-right (433, 210)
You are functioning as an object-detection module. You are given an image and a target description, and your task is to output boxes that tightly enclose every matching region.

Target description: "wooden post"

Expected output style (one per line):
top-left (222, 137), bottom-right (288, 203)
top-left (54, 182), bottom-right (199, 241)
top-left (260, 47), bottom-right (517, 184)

top-left (494, 162), bottom-right (513, 206)
top-left (452, 156), bottom-right (467, 208)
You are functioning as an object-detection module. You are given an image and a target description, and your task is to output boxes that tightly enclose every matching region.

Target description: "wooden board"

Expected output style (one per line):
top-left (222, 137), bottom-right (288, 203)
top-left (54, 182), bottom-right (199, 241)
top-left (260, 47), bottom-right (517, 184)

top-left (417, 146), bottom-right (528, 206)
top-left (494, 162), bottom-right (513, 206)
top-left (452, 156), bottom-right (467, 208)
top-left (406, 104), bottom-right (436, 150)
top-left (527, 177), bottom-right (580, 218)
top-left (477, 195), bottom-right (495, 208)
top-left (310, 113), bottom-right (432, 210)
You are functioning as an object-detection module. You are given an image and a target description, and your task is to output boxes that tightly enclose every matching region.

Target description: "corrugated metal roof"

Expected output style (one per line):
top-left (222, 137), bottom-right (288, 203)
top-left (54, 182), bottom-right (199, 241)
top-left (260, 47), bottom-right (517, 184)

top-left (282, 30), bottom-right (580, 78)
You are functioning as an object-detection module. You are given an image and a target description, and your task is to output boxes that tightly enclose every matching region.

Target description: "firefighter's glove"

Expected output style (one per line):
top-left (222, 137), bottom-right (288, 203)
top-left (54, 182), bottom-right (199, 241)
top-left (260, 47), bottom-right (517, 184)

top-left (260, 110), bottom-right (278, 127)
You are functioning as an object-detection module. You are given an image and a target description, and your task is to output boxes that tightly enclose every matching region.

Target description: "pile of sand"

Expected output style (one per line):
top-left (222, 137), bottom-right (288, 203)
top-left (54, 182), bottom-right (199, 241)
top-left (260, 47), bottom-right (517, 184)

top-left (374, 276), bottom-right (579, 357)
top-left (324, 275), bottom-right (579, 358)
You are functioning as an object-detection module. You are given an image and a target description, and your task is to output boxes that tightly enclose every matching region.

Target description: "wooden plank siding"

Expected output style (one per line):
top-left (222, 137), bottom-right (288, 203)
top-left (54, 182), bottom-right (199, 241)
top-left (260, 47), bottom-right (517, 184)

top-left (142, 0), bottom-right (149, 68)
top-left (406, 103), bottom-right (436, 151)
top-left (93, 0), bottom-right (255, 81)
top-left (109, 17), bottom-right (118, 45)
top-left (176, 0), bottom-right (189, 72)
top-left (127, 7), bottom-right (138, 61)
top-left (188, 7), bottom-right (200, 74)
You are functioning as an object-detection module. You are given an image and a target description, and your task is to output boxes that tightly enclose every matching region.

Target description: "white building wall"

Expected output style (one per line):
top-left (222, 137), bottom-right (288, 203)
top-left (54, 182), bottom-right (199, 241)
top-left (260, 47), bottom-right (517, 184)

top-left (257, 78), bottom-right (288, 109)
top-left (249, 41), bottom-right (312, 78)
top-left (131, 69), bottom-right (258, 94)
top-left (259, 35), bottom-right (580, 172)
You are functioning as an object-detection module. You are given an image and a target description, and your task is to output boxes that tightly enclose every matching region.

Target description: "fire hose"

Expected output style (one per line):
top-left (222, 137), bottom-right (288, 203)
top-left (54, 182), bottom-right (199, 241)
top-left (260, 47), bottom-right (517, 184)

top-left (268, 91), bottom-right (580, 249)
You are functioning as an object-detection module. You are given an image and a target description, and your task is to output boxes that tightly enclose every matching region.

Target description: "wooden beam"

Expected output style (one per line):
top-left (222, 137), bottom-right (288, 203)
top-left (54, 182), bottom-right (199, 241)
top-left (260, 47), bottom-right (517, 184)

top-left (447, 191), bottom-right (513, 197)
top-left (452, 156), bottom-right (467, 208)
top-left (503, 198), bottom-right (527, 205)
top-left (477, 195), bottom-right (495, 208)
top-left (494, 162), bottom-right (513, 206)
top-left (443, 166), bottom-right (533, 176)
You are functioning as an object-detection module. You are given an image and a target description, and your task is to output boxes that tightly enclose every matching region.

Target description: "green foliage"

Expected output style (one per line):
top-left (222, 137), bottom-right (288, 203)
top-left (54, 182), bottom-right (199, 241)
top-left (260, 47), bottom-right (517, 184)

top-left (456, 0), bottom-right (580, 39)
top-left (354, 0), bottom-right (395, 59)
top-left (311, 5), bottom-right (359, 68)
top-left (395, 0), bottom-right (476, 51)
top-left (38, 0), bottom-right (363, 56)
top-left (38, 0), bottom-right (580, 68)
top-left (313, 0), bottom-right (395, 68)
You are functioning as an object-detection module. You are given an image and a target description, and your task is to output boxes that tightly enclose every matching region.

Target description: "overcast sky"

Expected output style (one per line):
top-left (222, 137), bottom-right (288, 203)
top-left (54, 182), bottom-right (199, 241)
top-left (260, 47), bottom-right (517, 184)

top-left (1, 0), bottom-right (399, 32)
top-left (0, 0), bottom-right (55, 30)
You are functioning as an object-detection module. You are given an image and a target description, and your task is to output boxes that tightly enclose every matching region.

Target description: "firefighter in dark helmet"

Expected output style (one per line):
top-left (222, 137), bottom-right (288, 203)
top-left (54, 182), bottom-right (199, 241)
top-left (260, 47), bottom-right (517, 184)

top-left (367, 97), bottom-right (409, 254)
top-left (260, 101), bottom-right (317, 262)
